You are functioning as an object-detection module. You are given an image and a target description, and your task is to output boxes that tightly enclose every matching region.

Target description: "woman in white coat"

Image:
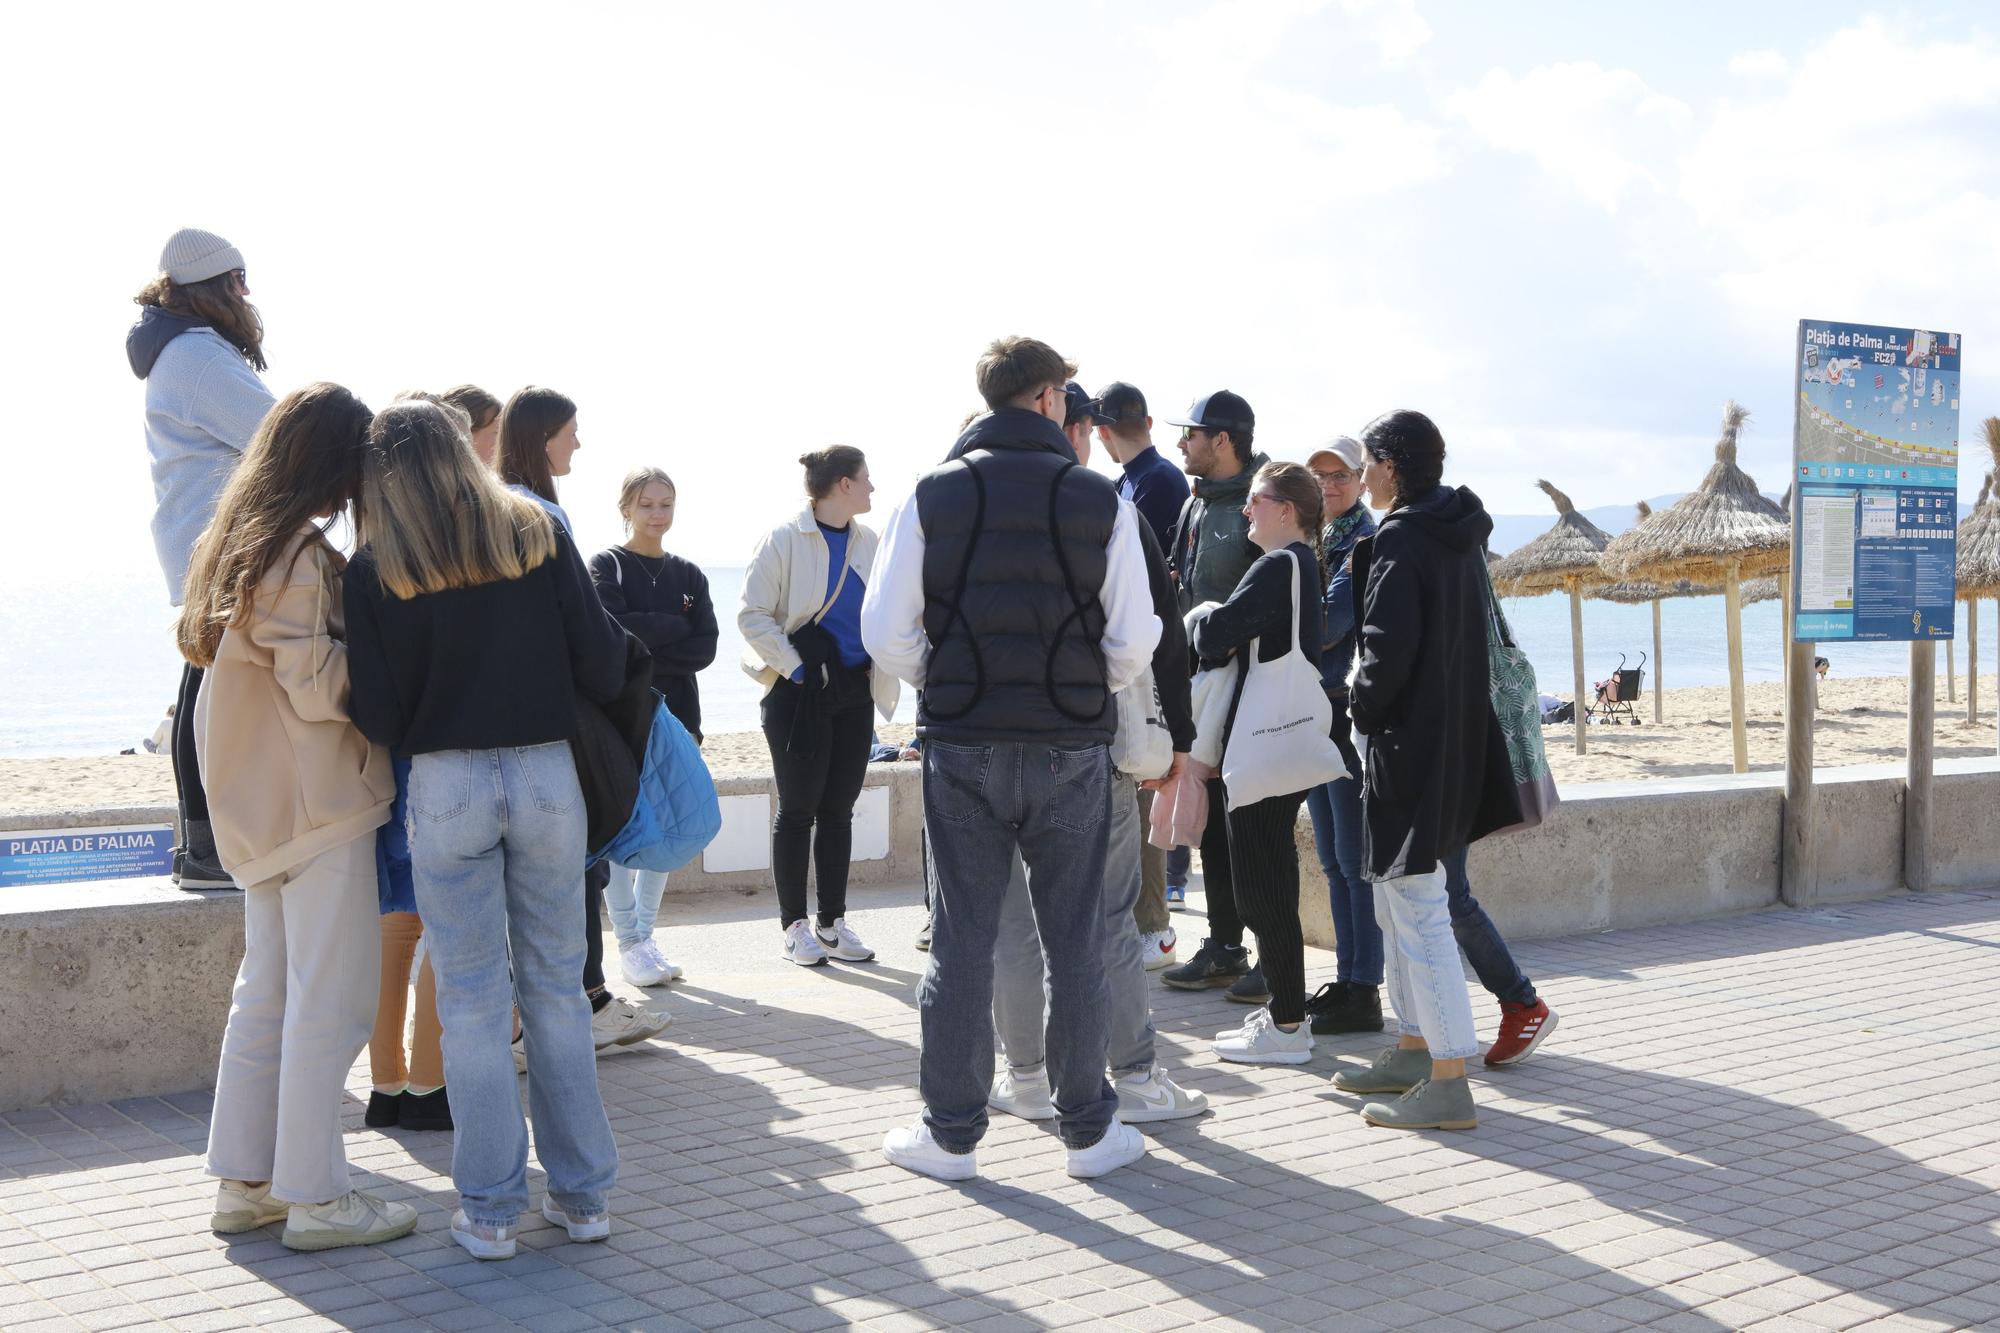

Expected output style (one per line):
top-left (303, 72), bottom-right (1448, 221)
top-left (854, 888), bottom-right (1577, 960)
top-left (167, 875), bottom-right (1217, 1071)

top-left (740, 446), bottom-right (900, 966)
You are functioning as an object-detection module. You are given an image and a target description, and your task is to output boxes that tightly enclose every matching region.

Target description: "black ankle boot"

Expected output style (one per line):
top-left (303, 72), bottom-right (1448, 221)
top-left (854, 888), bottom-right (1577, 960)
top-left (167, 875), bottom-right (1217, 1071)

top-left (1308, 982), bottom-right (1384, 1035)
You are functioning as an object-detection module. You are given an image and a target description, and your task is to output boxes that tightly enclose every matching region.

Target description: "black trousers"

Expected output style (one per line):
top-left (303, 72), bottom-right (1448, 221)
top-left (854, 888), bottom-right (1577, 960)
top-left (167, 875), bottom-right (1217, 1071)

top-left (761, 680), bottom-right (874, 928)
top-left (1199, 777), bottom-right (1241, 947)
top-left (1226, 789), bottom-right (1310, 1024)
top-left (583, 859), bottom-right (610, 996)
top-left (172, 663), bottom-right (209, 827)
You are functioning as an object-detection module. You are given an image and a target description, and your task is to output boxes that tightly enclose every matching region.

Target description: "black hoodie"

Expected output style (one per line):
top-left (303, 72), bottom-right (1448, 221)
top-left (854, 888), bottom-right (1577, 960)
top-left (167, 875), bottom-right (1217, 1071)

top-left (125, 307), bottom-right (207, 379)
top-left (1349, 484), bottom-right (1521, 879)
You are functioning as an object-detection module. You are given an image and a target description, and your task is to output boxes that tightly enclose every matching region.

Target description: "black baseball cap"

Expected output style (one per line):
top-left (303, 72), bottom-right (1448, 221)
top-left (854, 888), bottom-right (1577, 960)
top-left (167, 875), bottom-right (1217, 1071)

top-left (1063, 382), bottom-right (1115, 428)
top-left (1168, 390), bottom-right (1254, 434)
top-left (1095, 381), bottom-right (1148, 425)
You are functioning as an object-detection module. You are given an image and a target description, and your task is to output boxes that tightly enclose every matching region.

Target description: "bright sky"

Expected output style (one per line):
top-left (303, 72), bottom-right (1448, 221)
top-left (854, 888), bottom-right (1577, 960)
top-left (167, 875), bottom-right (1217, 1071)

top-left (6, 0), bottom-right (1997, 577)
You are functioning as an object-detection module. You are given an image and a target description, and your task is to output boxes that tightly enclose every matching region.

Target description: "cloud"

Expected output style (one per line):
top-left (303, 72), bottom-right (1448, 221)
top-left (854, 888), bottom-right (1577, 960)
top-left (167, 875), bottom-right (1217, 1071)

top-left (1444, 62), bottom-right (1693, 212)
top-left (1337, 0), bottom-right (1432, 68)
top-left (1726, 49), bottom-right (1790, 80)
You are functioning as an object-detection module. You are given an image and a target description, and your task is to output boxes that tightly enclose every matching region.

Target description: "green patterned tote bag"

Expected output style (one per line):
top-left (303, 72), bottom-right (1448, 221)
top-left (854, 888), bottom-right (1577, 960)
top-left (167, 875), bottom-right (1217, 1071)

top-left (1481, 563), bottom-right (1559, 834)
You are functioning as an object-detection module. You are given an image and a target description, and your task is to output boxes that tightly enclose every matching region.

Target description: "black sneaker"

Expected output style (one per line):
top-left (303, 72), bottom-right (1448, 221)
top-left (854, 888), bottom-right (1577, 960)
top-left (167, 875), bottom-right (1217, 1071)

top-left (1161, 938), bottom-right (1251, 991)
top-left (173, 848), bottom-right (235, 890)
top-left (1305, 981), bottom-right (1385, 1035)
top-left (1224, 968), bottom-right (1271, 1005)
top-left (364, 1091), bottom-right (401, 1129)
top-left (398, 1087), bottom-right (453, 1132)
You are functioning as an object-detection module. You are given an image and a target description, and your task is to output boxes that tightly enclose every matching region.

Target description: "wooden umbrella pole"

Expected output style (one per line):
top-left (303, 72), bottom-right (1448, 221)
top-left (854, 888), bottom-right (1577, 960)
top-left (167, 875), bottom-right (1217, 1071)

top-left (1947, 631), bottom-right (1957, 703)
top-left (1569, 578), bottom-right (1587, 755)
top-left (1907, 640), bottom-right (1936, 891)
top-left (1725, 564), bottom-right (1748, 774)
top-left (1651, 597), bottom-right (1664, 724)
top-left (1968, 598), bottom-right (1979, 728)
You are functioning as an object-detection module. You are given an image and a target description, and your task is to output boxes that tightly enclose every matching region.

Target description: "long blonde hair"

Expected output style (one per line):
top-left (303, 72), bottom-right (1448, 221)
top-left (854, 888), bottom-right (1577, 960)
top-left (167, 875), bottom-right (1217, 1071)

top-left (356, 400), bottom-right (557, 600)
top-left (176, 383), bottom-right (372, 667)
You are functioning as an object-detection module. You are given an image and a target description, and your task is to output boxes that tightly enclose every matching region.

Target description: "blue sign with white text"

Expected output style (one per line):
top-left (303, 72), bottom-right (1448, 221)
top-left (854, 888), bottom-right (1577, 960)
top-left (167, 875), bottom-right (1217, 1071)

top-left (1790, 319), bottom-right (1961, 643)
top-left (0, 825), bottom-right (175, 888)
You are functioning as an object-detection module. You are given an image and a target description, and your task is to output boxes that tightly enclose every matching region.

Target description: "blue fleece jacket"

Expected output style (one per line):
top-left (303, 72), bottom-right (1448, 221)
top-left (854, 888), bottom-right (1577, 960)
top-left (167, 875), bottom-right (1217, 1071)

top-left (128, 313), bottom-right (274, 605)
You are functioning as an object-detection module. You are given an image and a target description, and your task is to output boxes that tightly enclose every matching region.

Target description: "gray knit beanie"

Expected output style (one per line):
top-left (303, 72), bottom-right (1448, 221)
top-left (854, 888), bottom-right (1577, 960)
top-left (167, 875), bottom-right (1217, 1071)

top-left (158, 228), bottom-right (246, 285)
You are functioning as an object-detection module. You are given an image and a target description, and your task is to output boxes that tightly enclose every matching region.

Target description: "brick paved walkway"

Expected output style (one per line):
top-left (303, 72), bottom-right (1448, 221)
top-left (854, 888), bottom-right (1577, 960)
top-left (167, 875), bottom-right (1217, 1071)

top-left (3, 883), bottom-right (1999, 1332)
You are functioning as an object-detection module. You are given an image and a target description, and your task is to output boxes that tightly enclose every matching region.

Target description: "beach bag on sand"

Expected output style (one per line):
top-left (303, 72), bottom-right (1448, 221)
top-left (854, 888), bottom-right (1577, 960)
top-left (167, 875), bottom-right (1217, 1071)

top-left (1111, 667), bottom-right (1174, 779)
top-left (1221, 551), bottom-right (1349, 811)
top-left (1482, 562), bottom-right (1559, 834)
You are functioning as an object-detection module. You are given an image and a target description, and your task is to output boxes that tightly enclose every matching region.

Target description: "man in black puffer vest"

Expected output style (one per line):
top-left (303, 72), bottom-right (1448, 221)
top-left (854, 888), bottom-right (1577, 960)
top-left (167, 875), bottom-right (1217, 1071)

top-left (863, 336), bottom-right (1160, 1183)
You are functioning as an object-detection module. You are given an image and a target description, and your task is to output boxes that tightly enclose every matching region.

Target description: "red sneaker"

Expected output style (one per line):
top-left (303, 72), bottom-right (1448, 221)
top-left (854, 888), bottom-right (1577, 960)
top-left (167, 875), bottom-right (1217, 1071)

top-left (1484, 999), bottom-right (1557, 1067)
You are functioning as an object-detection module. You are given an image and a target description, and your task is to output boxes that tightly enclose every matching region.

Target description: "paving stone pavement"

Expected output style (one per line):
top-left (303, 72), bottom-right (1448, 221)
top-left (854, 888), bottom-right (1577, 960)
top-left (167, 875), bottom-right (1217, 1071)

top-left (3, 880), bottom-right (1999, 1332)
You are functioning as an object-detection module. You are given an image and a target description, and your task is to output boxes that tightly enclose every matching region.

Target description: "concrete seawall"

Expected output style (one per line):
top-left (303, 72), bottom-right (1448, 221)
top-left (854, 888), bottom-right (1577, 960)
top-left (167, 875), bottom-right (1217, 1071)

top-left (4, 758), bottom-right (1997, 1108)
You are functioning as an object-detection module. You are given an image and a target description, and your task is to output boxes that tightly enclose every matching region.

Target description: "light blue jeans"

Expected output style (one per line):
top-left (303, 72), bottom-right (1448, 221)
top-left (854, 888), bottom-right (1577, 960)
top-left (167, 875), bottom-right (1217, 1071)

top-left (407, 743), bottom-right (617, 1227)
top-left (603, 862), bottom-right (668, 951)
top-left (1374, 867), bottom-right (1480, 1061)
top-left (993, 771), bottom-right (1153, 1081)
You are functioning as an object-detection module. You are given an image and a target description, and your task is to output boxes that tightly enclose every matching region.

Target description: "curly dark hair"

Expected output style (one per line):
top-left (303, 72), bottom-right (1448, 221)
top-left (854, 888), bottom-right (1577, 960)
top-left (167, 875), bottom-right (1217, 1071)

top-left (1360, 409), bottom-right (1445, 506)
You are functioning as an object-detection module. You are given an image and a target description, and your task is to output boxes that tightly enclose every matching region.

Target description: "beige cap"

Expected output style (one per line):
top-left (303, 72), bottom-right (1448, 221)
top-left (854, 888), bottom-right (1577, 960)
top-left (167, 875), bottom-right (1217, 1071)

top-left (1307, 435), bottom-right (1364, 472)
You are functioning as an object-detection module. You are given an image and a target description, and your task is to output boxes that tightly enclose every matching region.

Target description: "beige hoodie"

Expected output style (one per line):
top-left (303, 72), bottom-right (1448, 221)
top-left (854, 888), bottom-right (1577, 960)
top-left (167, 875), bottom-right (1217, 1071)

top-left (193, 528), bottom-right (393, 886)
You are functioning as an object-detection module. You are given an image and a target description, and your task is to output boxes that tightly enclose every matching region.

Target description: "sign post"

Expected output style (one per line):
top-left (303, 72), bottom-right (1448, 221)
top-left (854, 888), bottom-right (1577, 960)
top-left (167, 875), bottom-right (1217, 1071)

top-left (1788, 319), bottom-right (1962, 900)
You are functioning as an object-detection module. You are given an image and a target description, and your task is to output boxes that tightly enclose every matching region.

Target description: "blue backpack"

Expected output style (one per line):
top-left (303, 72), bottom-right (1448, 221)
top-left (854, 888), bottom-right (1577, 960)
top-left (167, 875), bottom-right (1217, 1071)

top-left (595, 700), bottom-right (721, 872)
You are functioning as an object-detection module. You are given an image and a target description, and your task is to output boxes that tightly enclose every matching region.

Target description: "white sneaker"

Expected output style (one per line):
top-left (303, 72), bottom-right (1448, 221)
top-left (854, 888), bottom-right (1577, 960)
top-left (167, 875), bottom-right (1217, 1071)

top-left (451, 1209), bottom-right (518, 1261)
top-left (988, 1067), bottom-right (1056, 1121)
top-left (210, 1179), bottom-right (287, 1233)
top-left (641, 940), bottom-right (684, 981)
top-left (1139, 927), bottom-right (1178, 971)
top-left (1065, 1117), bottom-right (1147, 1179)
top-left (540, 1198), bottom-right (611, 1242)
top-left (1212, 1008), bottom-right (1315, 1066)
top-left (280, 1190), bottom-right (419, 1251)
top-left (815, 917), bottom-right (876, 962)
top-left (783, 920), bottom-right (828, 966)
top-left (591, 997), bottom-right (671, 1051)
top-left (1115, 1064), bottom-right (1209, 1123)
top-left (619, 942), bottom-right (670, 987)
top-left (882, 1118), bottom-right (976, 1180)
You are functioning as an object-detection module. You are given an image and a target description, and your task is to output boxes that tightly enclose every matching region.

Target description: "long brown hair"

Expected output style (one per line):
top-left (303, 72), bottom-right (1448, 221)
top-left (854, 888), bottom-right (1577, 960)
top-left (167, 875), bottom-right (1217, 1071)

top-left (497, 386), bottom-right (576, 501)
top-left (176, 383), bottom-right (372, 666)
top-left (133, 272), bottom-right (266, 371)
top-left (440, 384), bottom-right (502, 433)
top-left (1252, 460), bottom-right (1325, 537)
top-left (358, 400), bottom-right (558, 600)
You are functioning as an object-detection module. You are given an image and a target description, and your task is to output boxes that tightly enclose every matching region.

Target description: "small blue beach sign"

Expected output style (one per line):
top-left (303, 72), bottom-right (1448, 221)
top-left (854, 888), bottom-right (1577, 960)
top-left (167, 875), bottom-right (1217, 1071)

top-left (0, 824), bottom-right (175, 888)
top-left (1790, 319), bottom-right (1961, 643)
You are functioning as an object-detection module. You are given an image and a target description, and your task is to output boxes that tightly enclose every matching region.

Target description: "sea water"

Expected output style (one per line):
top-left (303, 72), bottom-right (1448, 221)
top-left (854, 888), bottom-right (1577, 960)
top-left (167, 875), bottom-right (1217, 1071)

top-left (0, 567), bottom-right (1950, 758)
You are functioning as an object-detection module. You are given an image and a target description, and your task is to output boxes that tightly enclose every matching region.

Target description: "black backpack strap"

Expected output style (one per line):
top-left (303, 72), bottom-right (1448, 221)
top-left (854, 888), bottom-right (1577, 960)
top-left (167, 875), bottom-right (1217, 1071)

top-left (1045, 461), bottom-right (1112, 722)
top-left (918, 456), bottom-right (989, 722)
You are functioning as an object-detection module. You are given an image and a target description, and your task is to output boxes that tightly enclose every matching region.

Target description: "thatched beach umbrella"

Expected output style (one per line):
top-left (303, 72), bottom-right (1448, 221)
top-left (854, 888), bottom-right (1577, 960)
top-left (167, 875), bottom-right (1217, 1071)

top-left (1956, 418), bottom-right (2000, 741)
top-left (1603, 401), bottom-right (1789, 773)
top-left (1492, 479), bottom-right (1611, 754)
top-left (1591, 500), bottom-right (1699, 724)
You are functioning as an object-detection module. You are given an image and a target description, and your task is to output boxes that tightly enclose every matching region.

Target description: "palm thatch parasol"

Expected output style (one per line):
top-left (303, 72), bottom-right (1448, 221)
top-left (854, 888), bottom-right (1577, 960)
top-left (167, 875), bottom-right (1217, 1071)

top-left (1955, 418), bottom-right (2000, 739)
top-left (1603, 401), bottom-right (1790, 771)
top-left (1492, 479), bottom-right (1611, 753)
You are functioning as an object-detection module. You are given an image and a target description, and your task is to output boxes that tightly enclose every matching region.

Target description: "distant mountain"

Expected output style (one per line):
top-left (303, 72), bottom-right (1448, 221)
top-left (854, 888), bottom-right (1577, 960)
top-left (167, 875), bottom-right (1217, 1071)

top-left (1487, 492), bottom-right (1975, 557)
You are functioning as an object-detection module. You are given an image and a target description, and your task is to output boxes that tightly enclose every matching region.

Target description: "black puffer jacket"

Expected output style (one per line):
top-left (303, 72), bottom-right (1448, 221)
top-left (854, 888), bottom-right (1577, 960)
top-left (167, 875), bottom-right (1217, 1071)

top-left (916, 408), bottom-right (1120, 744)
top-left (1350, 484), bottom-right (1520, 879)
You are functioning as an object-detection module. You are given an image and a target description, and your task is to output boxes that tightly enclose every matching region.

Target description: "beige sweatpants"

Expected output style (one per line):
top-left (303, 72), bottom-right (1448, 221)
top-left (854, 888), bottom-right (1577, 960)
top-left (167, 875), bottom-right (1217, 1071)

top-left (204, 835), bottom-right (380, 1205)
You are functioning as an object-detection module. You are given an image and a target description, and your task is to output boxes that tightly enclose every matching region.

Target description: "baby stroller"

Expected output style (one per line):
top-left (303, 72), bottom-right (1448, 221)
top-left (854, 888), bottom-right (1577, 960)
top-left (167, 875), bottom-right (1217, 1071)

top-left (1586, 652), bottom-right (1645, 725)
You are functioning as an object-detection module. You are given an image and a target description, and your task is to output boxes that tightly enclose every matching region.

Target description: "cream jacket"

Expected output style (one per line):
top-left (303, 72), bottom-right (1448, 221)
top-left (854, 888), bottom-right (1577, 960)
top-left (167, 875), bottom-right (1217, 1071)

top-left (738, 507), bottom-right (899, 721)
top-left (193, 529), bottom-right (393, 887)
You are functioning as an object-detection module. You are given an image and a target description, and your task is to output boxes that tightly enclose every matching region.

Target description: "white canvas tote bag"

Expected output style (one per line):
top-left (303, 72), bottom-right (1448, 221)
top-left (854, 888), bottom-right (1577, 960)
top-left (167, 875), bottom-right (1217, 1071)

top-left (1221, 551), bottom-right (1350, 810)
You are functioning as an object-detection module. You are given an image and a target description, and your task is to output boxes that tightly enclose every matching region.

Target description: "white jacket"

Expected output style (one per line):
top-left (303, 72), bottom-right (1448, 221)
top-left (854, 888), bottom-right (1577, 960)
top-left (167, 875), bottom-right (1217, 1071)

top-left (738, 507), bottom-right (900, 721)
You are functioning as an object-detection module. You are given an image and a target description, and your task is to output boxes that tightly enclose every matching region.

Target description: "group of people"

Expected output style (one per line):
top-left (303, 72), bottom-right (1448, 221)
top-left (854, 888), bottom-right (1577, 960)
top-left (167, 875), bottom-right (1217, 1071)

top-left (133, 229), bottom-right (1560, 1255)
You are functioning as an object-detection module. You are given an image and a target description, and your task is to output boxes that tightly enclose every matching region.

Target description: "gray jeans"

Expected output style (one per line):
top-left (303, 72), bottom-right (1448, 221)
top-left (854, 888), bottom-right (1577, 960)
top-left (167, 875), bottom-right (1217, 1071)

top-left (918, 740), bottom-right (1117, 1152)
top-left (993, 771), bottom-right (1153, 1081)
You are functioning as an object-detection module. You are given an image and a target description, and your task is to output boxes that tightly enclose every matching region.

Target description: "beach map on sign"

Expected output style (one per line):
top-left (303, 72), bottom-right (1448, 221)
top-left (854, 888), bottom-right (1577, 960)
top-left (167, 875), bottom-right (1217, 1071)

top-left (1790, 319), bottom-right (1961, 643)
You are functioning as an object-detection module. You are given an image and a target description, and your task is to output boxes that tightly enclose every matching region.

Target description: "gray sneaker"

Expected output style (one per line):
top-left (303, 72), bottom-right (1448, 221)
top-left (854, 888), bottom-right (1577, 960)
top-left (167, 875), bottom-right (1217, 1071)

top-left (1332, 1046), bottom-right (1432, 1095)
top-left (1361, 1076), bottom-right (1477, 1130)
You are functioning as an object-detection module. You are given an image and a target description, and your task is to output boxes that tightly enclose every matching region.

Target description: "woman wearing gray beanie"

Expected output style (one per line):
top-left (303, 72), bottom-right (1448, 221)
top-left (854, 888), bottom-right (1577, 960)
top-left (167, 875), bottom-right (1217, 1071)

top-left (128, 227), bottom-right (276, 889)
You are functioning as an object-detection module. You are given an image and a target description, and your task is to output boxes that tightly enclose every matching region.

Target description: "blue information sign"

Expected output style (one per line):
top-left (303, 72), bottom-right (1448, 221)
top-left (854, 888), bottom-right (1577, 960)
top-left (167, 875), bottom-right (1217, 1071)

top-left (1790, 319), bottom-right (1961, 643)
top-left (0, 824), bottom-right (176, 888)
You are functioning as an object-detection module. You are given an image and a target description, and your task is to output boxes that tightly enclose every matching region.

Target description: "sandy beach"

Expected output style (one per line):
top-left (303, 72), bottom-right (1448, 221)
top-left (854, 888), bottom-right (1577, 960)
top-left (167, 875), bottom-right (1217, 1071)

top-left (2, 679), bottom-right (1991, 817)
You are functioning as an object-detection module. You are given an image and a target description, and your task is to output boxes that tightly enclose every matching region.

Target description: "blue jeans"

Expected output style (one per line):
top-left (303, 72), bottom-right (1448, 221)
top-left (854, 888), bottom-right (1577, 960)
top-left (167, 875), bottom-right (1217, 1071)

top-left (1375, 867), bottom-right (1480, 1060)
top-left (1444, 847), bottom-right (1536, 1007)
top-left (993, 772), bottom-right (1154, 1081)
top-left (407, 743), bottom-right (617, 1227)
top-left (1305, 699), bottom-right (1380, 986)
top-left (603, 862), bottom-right (668, 951)
top-left (919, 740), bottom-right (1118, 1152)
